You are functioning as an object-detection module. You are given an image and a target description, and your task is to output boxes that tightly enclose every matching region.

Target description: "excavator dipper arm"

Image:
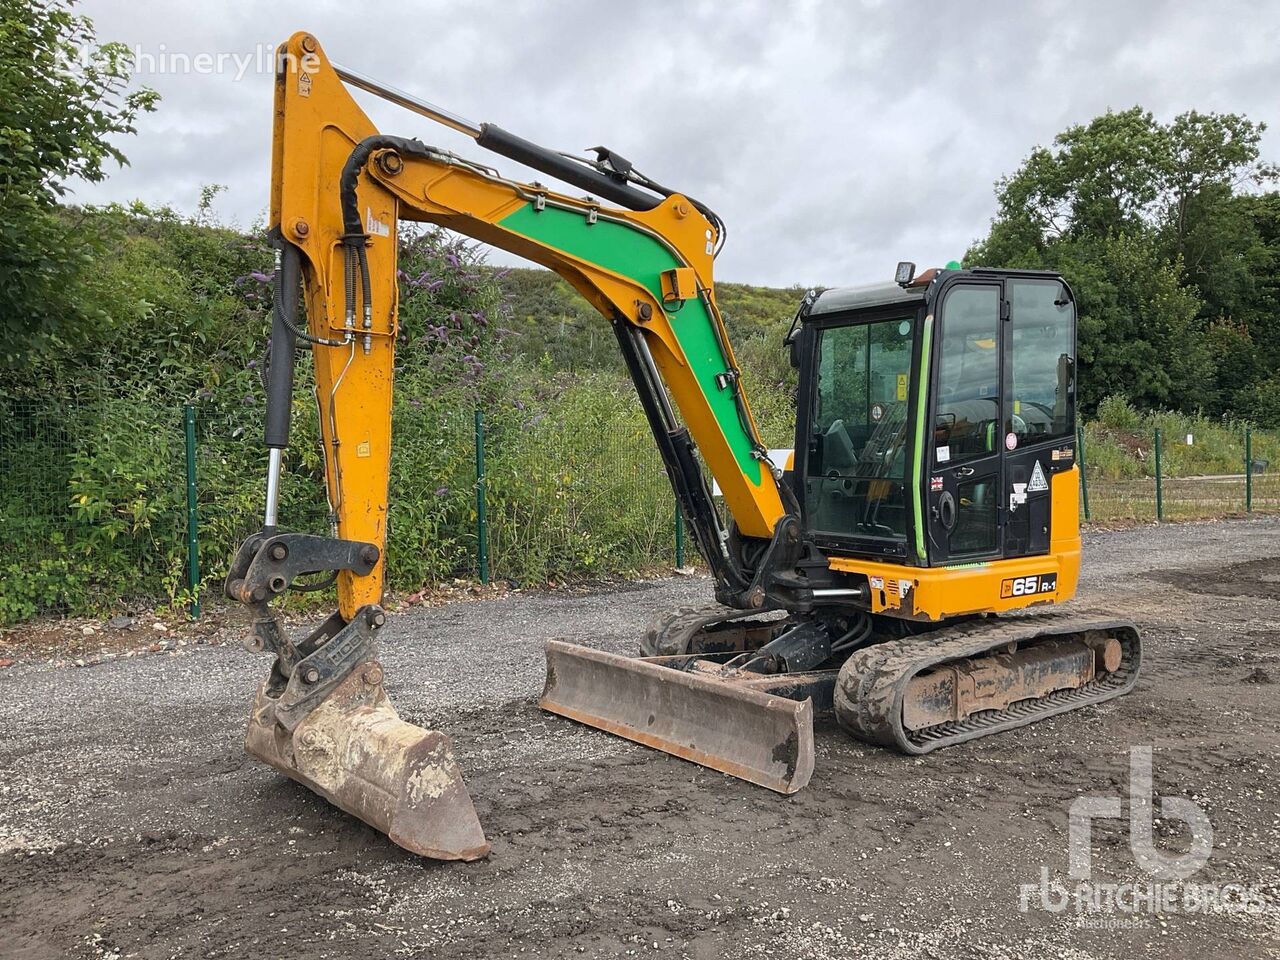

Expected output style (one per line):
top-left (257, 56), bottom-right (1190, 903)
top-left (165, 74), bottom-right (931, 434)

top-left (226, 32), bottom-right (795, 859)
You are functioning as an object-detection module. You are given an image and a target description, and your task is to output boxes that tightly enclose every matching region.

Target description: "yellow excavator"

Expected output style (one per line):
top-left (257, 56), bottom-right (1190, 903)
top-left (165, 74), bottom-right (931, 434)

top-left (225, 33), bottom-right (1141, 861)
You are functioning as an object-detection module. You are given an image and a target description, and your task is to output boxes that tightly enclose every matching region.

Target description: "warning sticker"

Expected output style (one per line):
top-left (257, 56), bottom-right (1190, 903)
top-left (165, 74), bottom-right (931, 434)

top-left (1027, 460), bottom-right (1049, 493)
top-left (1009, 482), bottom-right (1027, 512)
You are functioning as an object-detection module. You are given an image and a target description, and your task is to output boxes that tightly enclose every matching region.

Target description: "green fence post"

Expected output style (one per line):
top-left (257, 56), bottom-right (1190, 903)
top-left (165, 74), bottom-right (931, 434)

top-left (474, 409), bottom-right (490, 585)
top-left (183, 404), bottom-right (201, 618)
top-left (674, 499), bottom-right (685, 568)
top-left (1077, 426), bottom-right (1091, 521)
top-left (1154, 427), bottom-right (1163, 521)
top-left (1246, 426), bottom-right (1253, 513)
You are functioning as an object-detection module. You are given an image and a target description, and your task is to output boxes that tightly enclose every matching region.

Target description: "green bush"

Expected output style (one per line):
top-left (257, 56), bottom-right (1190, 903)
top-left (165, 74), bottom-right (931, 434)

top-left (483, 374), bottom-right (672, 582)
top-left (1096, 394), bottom-right (1143, 431)
top-left (1081, 424), bottom-right (1146, 480)
top-left (0, 0), bottom-right (158, 365)
top-left (1238, 378), bottom-right (1280, 429)
top-left (0, 549), bottom-right (88, 624)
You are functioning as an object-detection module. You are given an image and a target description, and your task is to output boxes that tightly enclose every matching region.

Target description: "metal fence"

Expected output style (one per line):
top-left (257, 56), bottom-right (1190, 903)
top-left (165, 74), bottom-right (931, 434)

top-left (0, 397), bottom-right (681, 623)
top-left (1079, 426), bottom-right (1279, 522)
top-left (0, 398), bottom-right (1274, 624)
top-left (0, 397), bottom-right (190, 623)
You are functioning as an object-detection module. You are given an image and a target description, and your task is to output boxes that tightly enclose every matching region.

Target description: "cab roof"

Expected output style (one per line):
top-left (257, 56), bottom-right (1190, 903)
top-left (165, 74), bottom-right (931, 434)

top-left (807, 281), bottom-right (925, 318)
top-left (805, 267), bottom-right (1066, 319)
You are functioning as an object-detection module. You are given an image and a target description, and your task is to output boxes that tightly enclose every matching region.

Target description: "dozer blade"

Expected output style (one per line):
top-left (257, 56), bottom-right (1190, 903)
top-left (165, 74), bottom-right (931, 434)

top-left (246, 661), bottom-right (490, 861)
top-left (540, 640), bottom-right (815, 794)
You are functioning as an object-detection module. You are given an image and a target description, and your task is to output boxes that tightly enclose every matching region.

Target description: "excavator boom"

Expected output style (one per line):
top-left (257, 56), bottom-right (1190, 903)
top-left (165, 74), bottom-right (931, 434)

top-left (228, 32), bottom-right (797, 859)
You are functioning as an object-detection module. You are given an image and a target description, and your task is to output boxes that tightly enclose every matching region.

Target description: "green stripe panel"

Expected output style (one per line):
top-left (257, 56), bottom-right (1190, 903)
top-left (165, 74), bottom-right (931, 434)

top-left (912, 315), bottom-right (933, 563)
top-left (499, 203), bottom-right (761, 483)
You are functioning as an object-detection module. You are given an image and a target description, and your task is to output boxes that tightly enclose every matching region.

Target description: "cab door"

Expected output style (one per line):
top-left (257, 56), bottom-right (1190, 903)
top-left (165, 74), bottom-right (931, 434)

top-left (926, 283), bottom-right (1004, 563)
top-left (1000, 276), bottom-right (1077, 558)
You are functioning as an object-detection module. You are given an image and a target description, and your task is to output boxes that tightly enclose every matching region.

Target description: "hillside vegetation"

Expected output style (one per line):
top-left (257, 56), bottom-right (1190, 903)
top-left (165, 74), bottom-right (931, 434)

top-left (496, 266), bottom-right (804, 446)
top-left (4, 209), bottom-right (1276, 622)
top-left (497, 267), bottom-right (804, 373)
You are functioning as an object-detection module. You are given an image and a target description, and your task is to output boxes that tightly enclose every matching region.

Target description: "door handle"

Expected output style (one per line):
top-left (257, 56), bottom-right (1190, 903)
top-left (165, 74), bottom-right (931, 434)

top-left (955, 466), bottom-right (975, 478)
top-left (937, 491), bottom-right (957, 531)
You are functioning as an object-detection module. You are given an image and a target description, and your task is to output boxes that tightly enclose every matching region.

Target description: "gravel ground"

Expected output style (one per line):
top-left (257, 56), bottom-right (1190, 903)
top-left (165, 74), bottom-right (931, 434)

top-left (2, 517), bottom-right (1279, 959)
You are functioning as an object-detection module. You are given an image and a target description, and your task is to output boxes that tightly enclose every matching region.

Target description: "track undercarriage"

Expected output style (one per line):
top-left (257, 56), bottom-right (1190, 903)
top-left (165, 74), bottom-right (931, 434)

top-left (541, 604), bottom-right (1141, 791)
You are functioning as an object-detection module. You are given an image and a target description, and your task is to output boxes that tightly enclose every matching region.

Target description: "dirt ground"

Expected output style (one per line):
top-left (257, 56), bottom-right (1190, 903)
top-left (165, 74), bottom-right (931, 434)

top-left (2, 518), bottom-right (1279, 959)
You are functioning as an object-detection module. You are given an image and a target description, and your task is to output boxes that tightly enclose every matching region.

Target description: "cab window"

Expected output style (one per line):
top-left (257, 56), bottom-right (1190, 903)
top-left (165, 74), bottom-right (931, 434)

top-left (805, 316), bottom-right (916, 540)
top-left (1007, 279), bottom-right (1074, 442)
top-left (934, 286), bottom-right (1001, 464)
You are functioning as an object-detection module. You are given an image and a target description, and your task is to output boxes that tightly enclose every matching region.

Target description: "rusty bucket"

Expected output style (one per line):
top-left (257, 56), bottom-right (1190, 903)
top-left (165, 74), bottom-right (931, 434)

top-left (245, 661), bottom-right (489, 861)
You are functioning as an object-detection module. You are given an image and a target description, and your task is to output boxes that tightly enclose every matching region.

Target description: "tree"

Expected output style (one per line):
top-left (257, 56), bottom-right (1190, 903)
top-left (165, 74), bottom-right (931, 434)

top-left (0, 0), bottom-right (156, 364)
top-left (1059, 232), bottom-right (1210, 412)
top-left (968, 107), bottom-right (1276, 418)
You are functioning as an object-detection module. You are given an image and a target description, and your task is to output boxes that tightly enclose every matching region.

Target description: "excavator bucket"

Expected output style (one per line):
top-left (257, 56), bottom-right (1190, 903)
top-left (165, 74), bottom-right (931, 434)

top-left (245, 661), bottom-right (490, 861)
top-left (540, 640), bottom-right (815, 793)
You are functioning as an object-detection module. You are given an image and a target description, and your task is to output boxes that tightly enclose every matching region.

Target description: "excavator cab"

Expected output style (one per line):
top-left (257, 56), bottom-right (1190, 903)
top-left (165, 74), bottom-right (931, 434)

top-left (794, 269), bottom-right (1077, 568)
top-left (797, 284), bottom-right (920, 548)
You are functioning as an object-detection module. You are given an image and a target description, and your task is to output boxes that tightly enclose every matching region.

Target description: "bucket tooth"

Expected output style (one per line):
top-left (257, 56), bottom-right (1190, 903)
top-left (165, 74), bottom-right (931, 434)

top-left (539, 640), bottom-right (814, 794)
top-left (246, 662), bottom-right (489, 861)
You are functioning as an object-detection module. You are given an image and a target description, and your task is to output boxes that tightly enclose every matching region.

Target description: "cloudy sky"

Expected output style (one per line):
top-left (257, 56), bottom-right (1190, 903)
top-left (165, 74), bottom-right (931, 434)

top-left (75, 0), bottom-right (1279, 287)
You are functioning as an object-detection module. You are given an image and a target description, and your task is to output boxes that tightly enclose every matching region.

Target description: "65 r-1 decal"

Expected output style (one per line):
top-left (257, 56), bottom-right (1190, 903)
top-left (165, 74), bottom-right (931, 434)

top-left (1001, 573), bottom-right (1057, 598)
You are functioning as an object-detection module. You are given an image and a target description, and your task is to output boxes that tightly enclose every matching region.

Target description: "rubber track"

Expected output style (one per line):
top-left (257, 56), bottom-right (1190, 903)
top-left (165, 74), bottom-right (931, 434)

top-left (642, 603), bottom-right (789, 657)
top-left (833, 612), bottom-right (1141, 755)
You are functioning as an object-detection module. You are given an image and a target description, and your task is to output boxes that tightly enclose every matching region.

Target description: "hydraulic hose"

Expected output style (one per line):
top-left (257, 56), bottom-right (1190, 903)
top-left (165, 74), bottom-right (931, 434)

top-left (272, 240), bottom-right (347, 349)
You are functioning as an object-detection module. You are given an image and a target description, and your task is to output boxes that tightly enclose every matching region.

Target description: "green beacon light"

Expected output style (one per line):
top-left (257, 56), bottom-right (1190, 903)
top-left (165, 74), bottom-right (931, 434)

top-left (945, 259), bottom-right (962, 270)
